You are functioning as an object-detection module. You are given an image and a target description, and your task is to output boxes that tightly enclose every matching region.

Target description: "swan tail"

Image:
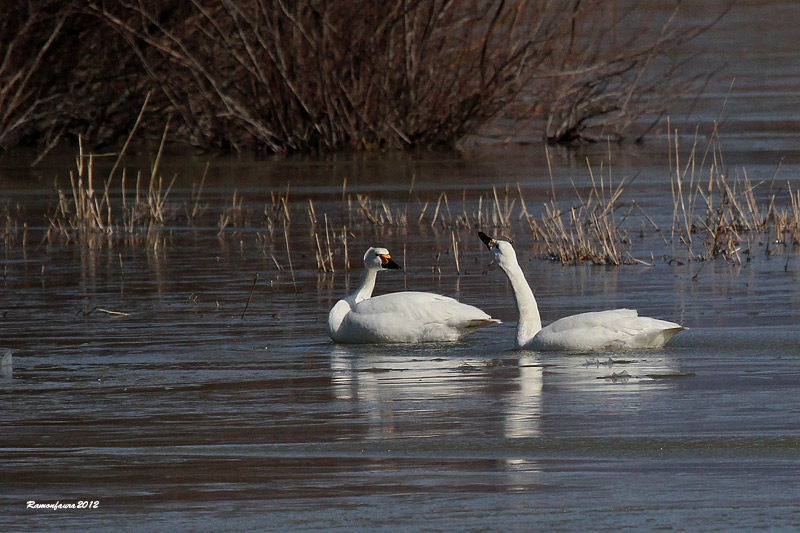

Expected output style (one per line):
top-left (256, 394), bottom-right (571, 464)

top-left (662, 326), bottom-right (686, 341)
top-left (636, 325), bottom-right (685, 348)
top-left (452, 318), bottom-right (500, 340)
top-left (467, 318), bottom-right (501, 329)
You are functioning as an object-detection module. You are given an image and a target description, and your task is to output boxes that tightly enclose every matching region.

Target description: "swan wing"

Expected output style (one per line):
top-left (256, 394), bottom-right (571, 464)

top-left (530, 309), bottom-right (683, 351)
top-left (545, 309), bottom-right (639, 333)
top-left (338, 291), bottom-right (498, 343)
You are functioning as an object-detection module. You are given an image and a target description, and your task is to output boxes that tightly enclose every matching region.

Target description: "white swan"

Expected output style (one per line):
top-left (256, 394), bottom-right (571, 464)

top-left (327, 247), bottom-right (499, 344)
top-left (478, 232), bottom-right (684, 351)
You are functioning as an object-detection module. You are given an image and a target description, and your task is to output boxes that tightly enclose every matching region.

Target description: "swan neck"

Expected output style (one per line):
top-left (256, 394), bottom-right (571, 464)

top-left (328, 267), bottom-right (378, 339)
top-left (352, 268), bottom-right (377, 304)
top-left (503, 260), bottom-right (542, 346)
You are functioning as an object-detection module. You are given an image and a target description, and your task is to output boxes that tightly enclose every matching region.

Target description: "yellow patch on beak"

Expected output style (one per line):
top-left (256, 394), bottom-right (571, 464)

top-left (379, 254), bottom-right (392, 266)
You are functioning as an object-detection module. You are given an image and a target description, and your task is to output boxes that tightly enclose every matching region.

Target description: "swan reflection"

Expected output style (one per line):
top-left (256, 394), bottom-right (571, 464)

top-left (329, 345), bottom-right (683, 442)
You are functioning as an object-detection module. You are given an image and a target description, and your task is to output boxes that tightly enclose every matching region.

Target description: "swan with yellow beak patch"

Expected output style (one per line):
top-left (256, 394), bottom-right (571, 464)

top-left (327, 247), bottom-right (499, 344)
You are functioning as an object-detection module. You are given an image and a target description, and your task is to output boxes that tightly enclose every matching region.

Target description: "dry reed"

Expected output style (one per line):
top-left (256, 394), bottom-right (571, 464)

top-left (667, 121), bottom-right (786, 263)
top-left (11, 119), bottom-right (798, 278)
top-left (520, 153), bottom-right (635, 266)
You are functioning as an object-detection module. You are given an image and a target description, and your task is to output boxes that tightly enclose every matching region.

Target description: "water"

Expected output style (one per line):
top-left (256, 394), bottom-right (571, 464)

top-left (3, 228), bottom-right (800, 531)
top-left (4, 2), bottom-right (800, 531)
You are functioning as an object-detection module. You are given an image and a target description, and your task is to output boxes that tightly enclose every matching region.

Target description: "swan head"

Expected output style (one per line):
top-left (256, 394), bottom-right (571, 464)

top-left (478, 231), bottom-right (519, 270)
top-left (363, 247), bottom-right (402, 271)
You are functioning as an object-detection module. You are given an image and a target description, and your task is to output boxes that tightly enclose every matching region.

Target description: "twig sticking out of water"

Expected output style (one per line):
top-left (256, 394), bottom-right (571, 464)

top-left (632, 200), bottom-right (668, 246)
top-left (283, 220), bottom-right (296, 291)
top-left (108, 92), bottom-right (151, 183)
top-left (324, 214), bottom-right (334, 273)
top-left (2, 202), bottom-right (22, 248)
top-left (342, 226), bottom-right (350, 271)
top-left (270, 254), bottom-right (282, 272)
top-left (314, 233), bottom-right (325, 271)
top-left (84, 306), bottom-right (130, 316)
top-left (452, 231), bottom-right (461, 275)
top-left (492, 186), bottom-right (515, 228)
top-left (188, 162), bottom-right (209, 222)
top-left (218, 189), bottom-right (243, 236)
top-left (307, 198), bottom-right (317, 226)
top-left (242, 273), bottom-right (259, 319)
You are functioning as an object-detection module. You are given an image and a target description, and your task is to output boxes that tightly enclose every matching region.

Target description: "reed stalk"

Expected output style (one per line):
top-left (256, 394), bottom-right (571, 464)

top-left (452, 231), bottom-right (461, 275)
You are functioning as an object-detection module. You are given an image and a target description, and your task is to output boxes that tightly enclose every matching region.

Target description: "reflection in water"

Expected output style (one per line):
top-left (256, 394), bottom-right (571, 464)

top-left (1, 349), bottom-right (11, 380)
top-left (328, 344), bottom-right (683, 442)
top-left (327, 343), bottom-right (690, 500)
top-left (501, 354), bottom-right (544, 490)
top-left (503, 355), bottom-right (542, 439)
top-left (329, 345), bottom-right (498, 440)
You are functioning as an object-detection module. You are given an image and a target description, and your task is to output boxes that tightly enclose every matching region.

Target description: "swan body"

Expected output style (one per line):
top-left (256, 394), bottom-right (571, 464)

top-left (478, 232), bottom-right (684, 351)
top-left (327, 247), bottom-right (499, 344)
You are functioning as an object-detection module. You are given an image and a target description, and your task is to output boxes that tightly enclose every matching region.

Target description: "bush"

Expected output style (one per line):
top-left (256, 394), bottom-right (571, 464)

top-left (0, 0), bottom-right (727, 159)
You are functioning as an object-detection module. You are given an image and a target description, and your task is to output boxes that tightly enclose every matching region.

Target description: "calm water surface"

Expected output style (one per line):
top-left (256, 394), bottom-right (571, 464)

top-left (3, 203), bottom-right (800, 532)
top-left (4, 2), bottom-right (800, 531)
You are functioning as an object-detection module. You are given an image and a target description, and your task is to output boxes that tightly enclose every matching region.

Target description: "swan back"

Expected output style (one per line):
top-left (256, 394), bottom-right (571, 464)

top-left (527, 309), bottom-right (684, 351)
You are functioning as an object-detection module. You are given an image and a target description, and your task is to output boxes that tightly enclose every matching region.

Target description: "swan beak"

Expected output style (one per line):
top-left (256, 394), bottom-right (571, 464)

top-left (478, 231), bottom-right (497, 249)
top-left (380, 254), bottom-right (402, 270)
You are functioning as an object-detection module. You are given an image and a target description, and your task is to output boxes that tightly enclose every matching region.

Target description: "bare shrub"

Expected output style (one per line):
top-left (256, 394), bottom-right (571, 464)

top-left (86, 0), bottom-right (725, 153)
top-left (0, 1), bottom-right (728, 157)
top-left (529, 2), bottom-right (730, 143)
top-left (0, 1), bottom-right (164, 161)
top-left (0, 1), bottom-right (71, 153)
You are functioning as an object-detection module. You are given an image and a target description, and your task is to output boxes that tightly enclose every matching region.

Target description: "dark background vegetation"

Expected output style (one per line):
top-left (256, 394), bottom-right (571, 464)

top-left (0, 0), bottom-right (724, 162)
